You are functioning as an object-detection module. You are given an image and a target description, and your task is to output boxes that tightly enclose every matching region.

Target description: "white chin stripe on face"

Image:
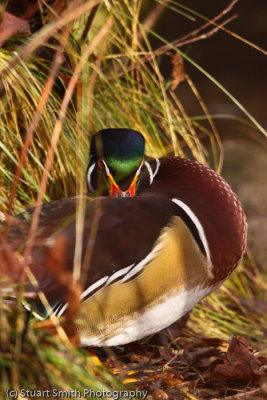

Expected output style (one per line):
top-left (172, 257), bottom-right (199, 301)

top-left (87, 162), bottom-right (96, 192)
top-left (144, 159), bottom-right (160, 185)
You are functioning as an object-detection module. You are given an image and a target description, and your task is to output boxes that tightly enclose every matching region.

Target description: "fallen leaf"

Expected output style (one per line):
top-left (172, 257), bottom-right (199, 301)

top-left (129, 350), bottom-right (150, 364)
top-left (210, 337), bottom-right (267, 383)
top-left (152, 388), bottom-right (168, 400)
top-left (149, 377), bottom-right (164, 391)
top-left (183, 346), bottom-right (222, 368)
top-left (165, 388), bottom-right (183, 400)
top-left (159, 348), bottom-right (175, 362)
top-left (0, 11), bottom-right (30, 46)
top-left (171, 53), bottom-right (185, 90)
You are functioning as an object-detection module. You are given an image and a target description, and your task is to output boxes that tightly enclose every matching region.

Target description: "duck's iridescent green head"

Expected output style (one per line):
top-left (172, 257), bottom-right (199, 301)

top-left (87, 129), bottom-right (145, 197)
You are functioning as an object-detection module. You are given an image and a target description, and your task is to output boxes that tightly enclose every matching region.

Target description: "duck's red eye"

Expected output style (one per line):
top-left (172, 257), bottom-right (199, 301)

top-left (98, 160), bottom-right (103, 169)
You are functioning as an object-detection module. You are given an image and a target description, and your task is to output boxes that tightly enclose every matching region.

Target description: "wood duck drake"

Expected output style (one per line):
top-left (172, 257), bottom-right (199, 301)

top-left (5, 128), bottom-right (247, 346)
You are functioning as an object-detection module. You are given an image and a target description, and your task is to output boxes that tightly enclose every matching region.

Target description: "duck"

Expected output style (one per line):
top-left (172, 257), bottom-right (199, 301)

top-left (4, 128), bottom-right (247, 346)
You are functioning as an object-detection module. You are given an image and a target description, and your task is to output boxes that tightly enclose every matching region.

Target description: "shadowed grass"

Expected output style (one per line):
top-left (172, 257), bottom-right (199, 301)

top-left (189, 255), bottom-right (267, 348)
top-left (0, 0), bottom-right (266, 396)
top-left (0, 294), bottom-right (127, 397)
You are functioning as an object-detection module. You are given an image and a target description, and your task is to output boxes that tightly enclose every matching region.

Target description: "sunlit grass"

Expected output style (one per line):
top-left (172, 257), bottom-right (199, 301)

top-left (189, 256), bottom-right (267, 348)
top-left (0, 295), bottom-right (126, 397)
top-left (0, 0), bottom-right (266, 394)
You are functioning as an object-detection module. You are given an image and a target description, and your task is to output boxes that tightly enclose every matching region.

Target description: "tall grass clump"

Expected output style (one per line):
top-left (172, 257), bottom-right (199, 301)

top-left (0, 0), bottom-right (266, 395)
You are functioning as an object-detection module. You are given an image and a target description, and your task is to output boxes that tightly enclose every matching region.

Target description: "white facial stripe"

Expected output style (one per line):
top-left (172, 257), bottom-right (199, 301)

top-left (136, 161), bottom-right (144, 176)
top-left (80, 275), bottom-right (109, 301)
top-left (171, 198), bottom-right (213, 278)
top-left (101, 159), bottom-right (110, 177)
top-left (153, 158), bottom-right (160, 178)
top-left (87, 162), bottom-right (96, 192)
top-left (105, 264), bottom-right (134, 286)
top-left (144, 159), bottom-right (160, 185)
top-left (144, 161), bottom-right (153, 184)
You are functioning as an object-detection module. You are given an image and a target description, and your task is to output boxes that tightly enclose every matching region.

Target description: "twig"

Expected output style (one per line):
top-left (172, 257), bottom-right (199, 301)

top-left (109, 0), bottom-right (240, 79)
top-left (170, 14), bottom-right (237, 49)
top-left (210, 387), bottom-right (265, 400)
top-left (179, 390), bottom-right (201, 400)
top-left (81, 4), bottom-right (100, 42)
top-left (112, 14), bottom-right (237, 79)
top-left (173, 0), bottom-right (239, 44)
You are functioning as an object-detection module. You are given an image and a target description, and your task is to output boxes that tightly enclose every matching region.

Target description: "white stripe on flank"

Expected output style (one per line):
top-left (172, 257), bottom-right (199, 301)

top-left (80, 275), bottom-right (109, 301)
top-left (105, 264), bottom-right (134, 286)
top-left (55, 266), bottom-right (135, 317)
top-left (171, 198), bottom-right (213, 278)
top-left (62, 232), bottom-right (164, 308)
top-left (53, 303), bottom-right (63, 316)
top-left (56, 302), bottom-right (69, 317)
top-left (80, 283), bottom-right (217, 346)
top-left (87, 162), bottom-right (96, 192)
top-left (32, 311), bottom-right (45, 320)
top-left (121, 234), bottom-right (165, 283)
top-left (22, 301), bottom-right (45, 321)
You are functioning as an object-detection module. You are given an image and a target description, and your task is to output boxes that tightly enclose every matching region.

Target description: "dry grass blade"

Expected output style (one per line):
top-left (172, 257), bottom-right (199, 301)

top-left (0, 0), bottom-right (103, 96)
top-left (3, 28), bottom-right (70, 237)
top-left (23, 18), bottom-right (113, 267)
top-left (42, 235), bottom-right (82, 345)
top-left (0, 0), bottom-right (266, 397)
